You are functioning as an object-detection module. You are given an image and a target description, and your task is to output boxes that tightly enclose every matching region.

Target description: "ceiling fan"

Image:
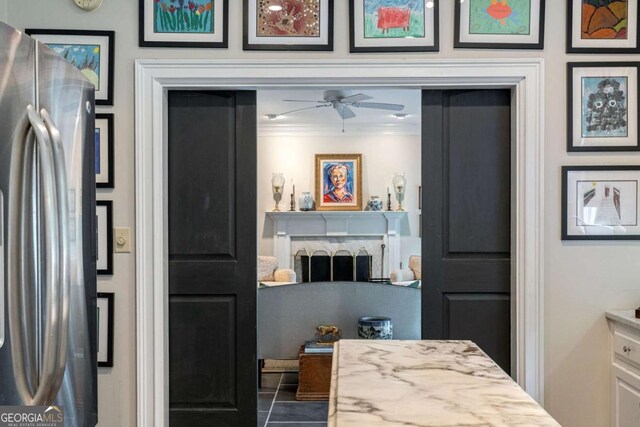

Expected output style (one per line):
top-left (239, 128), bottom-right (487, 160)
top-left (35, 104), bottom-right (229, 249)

top-left (271, 90), bottom-right (405, 121)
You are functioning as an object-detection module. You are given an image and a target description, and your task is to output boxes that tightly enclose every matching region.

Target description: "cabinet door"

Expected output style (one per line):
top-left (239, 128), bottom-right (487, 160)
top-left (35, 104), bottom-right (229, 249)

top-left (616, 376), bottom-right (640, 427)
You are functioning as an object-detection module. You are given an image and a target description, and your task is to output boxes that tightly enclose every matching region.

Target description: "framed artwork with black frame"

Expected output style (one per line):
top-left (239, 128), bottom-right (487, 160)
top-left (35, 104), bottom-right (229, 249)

top-left (562, 165), bottom-right (640, 240)
top-left (97, 292), bottom-right (114, 367)
top-left (567, 0), bottom-right (639, 53)
top-left (454, 0), bottom-right (545, 49)
top-left (243, 0), bottom-right (334, 51)
top-left (25, 29), bottom-right (115, 105)
top-left (349, 0), bottom-right (439, 53)
top-left (96, 200), bottom-right (113, 275)
top-left (95, 113), bottom-right (114, 189)
top-left (567, 62), bottom-right (640, 152)
top-left (138, 0), bottom-right (228, 48)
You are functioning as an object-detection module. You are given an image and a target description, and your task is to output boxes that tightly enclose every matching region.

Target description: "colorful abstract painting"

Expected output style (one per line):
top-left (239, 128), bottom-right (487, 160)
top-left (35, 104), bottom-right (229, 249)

top-left (47, 43), bottom-right (100, 90)
top-left (363, 0), bottom-right (425, 38)
top-left (468, 0), bottom-right (531, 35)
top-left (581, 0), bottom-right (627, 39)
top-left (154, 0), bottom-right (215, 33)
top-left (256, 0), bottom-right (320, 37)
top-left (582, 77), bottom-right (628, 138)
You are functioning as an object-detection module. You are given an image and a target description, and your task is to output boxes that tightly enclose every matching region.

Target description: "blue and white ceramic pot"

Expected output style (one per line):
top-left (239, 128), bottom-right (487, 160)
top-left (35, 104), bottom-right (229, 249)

top-left (364, 196), bottom-right (383, 211)
top-left (299, 192), bottom-right (314, 211)
top-left (358, 316), bottom-right (393, 339)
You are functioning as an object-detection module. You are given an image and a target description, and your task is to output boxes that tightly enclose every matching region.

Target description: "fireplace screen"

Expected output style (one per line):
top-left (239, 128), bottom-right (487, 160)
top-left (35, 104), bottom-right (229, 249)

top-left (297, 249), bottom-right (372, 282)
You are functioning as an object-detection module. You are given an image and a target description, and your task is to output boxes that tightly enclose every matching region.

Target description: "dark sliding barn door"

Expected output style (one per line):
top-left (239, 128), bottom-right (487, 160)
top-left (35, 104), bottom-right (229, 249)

top-left (422, 90), bottom-right (512, 373)
top-left (167, 90), bottom-right (257, 426)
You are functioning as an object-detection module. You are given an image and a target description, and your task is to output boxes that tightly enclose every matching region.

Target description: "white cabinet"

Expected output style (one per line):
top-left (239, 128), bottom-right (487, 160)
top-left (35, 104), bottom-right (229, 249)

top-left (607, 311), bottom-right (640, 427)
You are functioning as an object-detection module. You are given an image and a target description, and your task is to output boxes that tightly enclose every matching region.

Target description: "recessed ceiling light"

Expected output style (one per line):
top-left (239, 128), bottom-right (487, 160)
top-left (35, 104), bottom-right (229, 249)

top-left (265, 114), bottom-right (280, 120)
top-left (393, 113), bottom-right (408, 120)
top-left (426, 1), bottom-right (434, 8)
top-left (268, 4), bottom-right (283, 11)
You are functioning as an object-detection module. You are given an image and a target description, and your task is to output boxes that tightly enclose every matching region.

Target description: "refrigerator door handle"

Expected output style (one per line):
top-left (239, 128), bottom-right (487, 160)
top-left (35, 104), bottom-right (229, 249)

top-left (40, 108), bottom-right (71, 402)
top-left (8, 105), bottom-right (63, 405)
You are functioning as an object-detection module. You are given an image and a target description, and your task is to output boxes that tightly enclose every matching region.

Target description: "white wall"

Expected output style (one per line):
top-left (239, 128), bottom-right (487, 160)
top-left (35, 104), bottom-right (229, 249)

top-left (5, 1), bottom-right (640, 426)
top-left (257, 134), bottom-right (422, 268)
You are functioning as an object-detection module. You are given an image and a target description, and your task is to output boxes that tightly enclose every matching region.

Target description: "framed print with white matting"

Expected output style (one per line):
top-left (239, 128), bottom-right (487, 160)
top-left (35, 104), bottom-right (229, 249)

top-left (562, 166), bottom-right (640, 240)
top-left (349, 0), bottom-right (439, 52)
top-left (244, 0), bottom-right (334, 51)
top-left (567, 0), bottom-right (640, 53)
top-left (454, 0), bottom-right (545, 49)
top-left (567, 62), bottom-right (640, 151)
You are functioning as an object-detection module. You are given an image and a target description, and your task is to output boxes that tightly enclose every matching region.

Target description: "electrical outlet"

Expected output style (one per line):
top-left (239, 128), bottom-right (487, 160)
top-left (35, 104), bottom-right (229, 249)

top-left (114, 227), bottom-right (131, 253)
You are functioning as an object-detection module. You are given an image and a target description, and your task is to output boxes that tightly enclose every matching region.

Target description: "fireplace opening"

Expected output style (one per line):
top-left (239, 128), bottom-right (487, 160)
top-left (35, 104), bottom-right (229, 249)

top-left (297, 249), bottom-right (373, 282)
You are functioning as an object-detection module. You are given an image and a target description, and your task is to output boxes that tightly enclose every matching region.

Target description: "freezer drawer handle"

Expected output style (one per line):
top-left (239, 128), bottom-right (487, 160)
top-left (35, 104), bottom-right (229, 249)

top-left (7, 105), bottom-right (69, 405)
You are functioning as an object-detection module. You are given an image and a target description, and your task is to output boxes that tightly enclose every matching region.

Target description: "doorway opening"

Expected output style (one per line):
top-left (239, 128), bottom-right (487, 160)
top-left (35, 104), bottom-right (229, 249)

top-left (134, 59), bottom-right (544, 427)
top-left (256, 88), bottom-right (422, 424)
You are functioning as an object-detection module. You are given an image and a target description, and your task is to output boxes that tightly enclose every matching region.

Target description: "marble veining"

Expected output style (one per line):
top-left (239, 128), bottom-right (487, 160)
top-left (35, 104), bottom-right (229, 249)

top-left (606, 310), bottom-right (640, 332)
top-left (328, 340), bottom-right (560, 427)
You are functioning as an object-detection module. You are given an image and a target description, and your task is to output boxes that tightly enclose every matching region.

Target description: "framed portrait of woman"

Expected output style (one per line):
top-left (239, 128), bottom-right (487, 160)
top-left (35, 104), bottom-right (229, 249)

top-left (315, 154), bottom-right (363, 211)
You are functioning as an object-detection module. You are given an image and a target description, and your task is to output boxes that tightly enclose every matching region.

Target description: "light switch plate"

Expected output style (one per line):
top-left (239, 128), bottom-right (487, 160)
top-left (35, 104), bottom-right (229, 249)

top-left (114, 227), bottom-right (131, 253)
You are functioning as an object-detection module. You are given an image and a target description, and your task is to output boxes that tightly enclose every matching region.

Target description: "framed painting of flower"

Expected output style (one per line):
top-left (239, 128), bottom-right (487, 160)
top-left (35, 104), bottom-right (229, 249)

top-left (454, 0), bottom-right (546, 49)
top-left (567, 0), bottom-right (639, 53)
top-left (244, 0), bottom-right (334, 51)
top-left (139, 0), bottom-right (228, 47)
top-left (567, 62), bottom-right (640, 152)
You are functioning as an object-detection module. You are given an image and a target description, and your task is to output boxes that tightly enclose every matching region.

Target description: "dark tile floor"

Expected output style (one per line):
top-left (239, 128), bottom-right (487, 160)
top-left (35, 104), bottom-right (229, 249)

top-left (258, 372), bottom-right (328, 427)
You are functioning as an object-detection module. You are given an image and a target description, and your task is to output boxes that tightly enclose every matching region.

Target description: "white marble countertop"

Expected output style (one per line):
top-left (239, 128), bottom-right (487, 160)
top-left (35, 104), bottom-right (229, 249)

top-left (328, 340), bottom-right (560, 427)
top-left (606, 309), bottom-right (640, 332)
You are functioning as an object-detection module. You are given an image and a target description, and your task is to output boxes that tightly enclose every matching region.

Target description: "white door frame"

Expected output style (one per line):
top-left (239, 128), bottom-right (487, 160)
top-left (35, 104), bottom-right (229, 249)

top-left (134, 59), bottom-right (545, 427)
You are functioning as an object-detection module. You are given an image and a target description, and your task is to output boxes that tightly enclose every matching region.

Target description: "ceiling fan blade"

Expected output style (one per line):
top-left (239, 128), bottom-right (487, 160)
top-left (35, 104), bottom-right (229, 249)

top-left (340, 93), bottom-right (373, 103)
top-left (353, 102), bottom-right (405, 111)
top-left (282, 99), bottom-right (327, 103)
top-left (333, 103), bottom-right (356, 119)
top-left (279, 104), bottom-right (331, 115)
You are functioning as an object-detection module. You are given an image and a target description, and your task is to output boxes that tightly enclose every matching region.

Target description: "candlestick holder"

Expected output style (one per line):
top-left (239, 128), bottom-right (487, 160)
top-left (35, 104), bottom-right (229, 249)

top-left (386, 192), bottom-right (392, 211)
top-left (289, 193), bottom-right (296, 211)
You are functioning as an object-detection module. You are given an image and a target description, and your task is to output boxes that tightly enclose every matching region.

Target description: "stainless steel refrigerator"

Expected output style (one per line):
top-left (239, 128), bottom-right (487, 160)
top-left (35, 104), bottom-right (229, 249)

top-left (0, 21), bottom-right (97, 426)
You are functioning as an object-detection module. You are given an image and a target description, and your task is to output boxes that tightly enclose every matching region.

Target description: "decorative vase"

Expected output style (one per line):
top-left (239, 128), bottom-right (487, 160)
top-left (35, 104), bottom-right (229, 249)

top-left (271, 173), bottom-right (285, 212)
top-left (358, 316), bottom-right (393, 340)
top-left (299, 192), bottom-right (315, 211)
top-left (364, 196), bottom-right (383, 211)
top-left (393, 173), bottom-right (406, 211)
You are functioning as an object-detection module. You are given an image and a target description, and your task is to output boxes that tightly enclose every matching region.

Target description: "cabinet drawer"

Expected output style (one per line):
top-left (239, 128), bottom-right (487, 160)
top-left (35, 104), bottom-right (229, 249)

top-left (614, 330), bottom-right (640, 366)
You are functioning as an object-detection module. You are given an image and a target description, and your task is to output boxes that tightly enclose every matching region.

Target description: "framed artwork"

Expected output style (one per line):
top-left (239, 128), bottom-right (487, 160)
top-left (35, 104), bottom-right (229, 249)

top-left (562, 166), bottom-right (640, 240)
top-left (315, 154), bottom-right (362, 211)
top-left (138, 0), bottom-right (228, 48)
top-left (96, 201), bottom-right (113, 275)
top-left (243, 0), bottom-right (334, 51)
top-left (25, 29), bottom-right (114, 105)
top-left (349, 0), bottom-right (439, 53)
top-left (454, 0), bottom-right (545, 49)
top-left (97, 292), bottom-right (114, 367)
top-left (567, 62), bottom-right (640, 152)
top-left (567, 0), bottom-right (639, 53)
top-left (95, 113), bottom-right (114, 189)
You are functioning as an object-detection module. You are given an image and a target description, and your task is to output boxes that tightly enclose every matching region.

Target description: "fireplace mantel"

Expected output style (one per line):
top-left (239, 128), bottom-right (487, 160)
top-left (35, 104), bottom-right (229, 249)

top-left (266, 211), bottom-right (407, 277)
